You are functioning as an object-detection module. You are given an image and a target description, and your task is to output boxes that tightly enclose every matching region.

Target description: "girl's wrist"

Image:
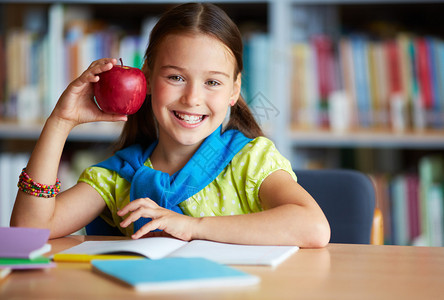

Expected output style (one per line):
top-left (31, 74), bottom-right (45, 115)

top-left (191, 216), bottom-right (206, 240)
top-left (46, 114), bottom-right (77, 134)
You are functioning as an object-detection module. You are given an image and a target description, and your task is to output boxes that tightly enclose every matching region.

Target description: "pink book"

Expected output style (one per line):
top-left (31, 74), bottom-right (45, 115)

top-left (0, 227), bottom-right (51, 259)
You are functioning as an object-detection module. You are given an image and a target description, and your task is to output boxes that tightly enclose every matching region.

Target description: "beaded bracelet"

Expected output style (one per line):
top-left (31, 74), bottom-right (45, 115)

top-left (17, 168), bottom-right (61, 198)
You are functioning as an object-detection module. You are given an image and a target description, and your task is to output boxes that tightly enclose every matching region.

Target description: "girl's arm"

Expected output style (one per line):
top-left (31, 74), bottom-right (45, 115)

top-left (195, 170), bottom-right (330, 247)
top-left (10, 58), bottom-right (127, 238)
top-left (119, 170), bottom-right (330, 248)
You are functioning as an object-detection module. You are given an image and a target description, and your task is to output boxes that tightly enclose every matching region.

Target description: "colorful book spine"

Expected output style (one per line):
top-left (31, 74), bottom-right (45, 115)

top-left (416, 38), bottom-right (433, 110)
top-left (289, 30), bottom-right (444, 131)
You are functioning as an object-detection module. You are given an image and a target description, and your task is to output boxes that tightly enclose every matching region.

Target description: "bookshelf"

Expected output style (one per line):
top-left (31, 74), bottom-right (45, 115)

top-left (1, 0), bottom-right (444, 246)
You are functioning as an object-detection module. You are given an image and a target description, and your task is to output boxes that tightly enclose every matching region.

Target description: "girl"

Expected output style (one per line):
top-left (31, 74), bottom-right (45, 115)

top-left (11, 3), bottom-right (330, 247)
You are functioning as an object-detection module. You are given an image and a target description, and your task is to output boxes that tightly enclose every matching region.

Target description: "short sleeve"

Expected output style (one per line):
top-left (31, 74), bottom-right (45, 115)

top-left (231, 137), bottom-right (297, 208)
top-left (78, 166), bottom-right (133, 235)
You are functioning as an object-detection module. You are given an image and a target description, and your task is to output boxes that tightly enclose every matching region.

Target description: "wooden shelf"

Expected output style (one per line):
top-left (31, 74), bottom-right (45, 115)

top-left (0, 121), bottom-right (123, 142)
top-left (289, 128), bottom-right (444, 149)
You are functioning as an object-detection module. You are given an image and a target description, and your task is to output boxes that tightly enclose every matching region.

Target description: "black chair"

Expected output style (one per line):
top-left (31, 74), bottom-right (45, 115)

top-left (86, 215), bottom-right (123, 236)
top-left (295, 169), bottom-right (382, 244)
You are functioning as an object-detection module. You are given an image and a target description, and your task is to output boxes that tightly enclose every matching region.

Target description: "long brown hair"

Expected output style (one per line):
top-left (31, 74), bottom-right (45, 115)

top-left (115, 2), bottom-right (264, 151)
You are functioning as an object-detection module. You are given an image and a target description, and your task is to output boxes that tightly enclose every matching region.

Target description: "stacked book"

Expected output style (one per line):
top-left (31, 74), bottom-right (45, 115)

top-left (0, 227), bottom-right (55, 274)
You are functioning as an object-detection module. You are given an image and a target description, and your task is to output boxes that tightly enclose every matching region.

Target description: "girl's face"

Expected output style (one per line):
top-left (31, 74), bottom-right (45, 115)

top-left (148, 33), bottom-right (241, 149)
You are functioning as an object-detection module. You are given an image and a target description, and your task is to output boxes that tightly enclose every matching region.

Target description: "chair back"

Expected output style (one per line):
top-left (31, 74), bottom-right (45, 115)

top-left (85, 216), bottom-right (123, 236)
top-left (295, 169), bottom-right (376, 244)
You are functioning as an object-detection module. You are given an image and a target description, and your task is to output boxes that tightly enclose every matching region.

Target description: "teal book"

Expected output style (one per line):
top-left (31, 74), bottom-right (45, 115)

top-left (91, 257), bottom-right (260, 292)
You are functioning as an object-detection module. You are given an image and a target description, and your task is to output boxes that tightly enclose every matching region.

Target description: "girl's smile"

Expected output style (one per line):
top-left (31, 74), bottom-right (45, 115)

top-left (172, 110), bottom-right (207, 127)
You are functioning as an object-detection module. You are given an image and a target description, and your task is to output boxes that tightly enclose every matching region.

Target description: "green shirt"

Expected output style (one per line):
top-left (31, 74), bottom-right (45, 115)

top-left (78, 136), bottom-right (297, 236)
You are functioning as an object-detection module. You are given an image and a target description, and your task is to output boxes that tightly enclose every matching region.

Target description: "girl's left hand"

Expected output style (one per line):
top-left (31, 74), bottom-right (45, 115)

top-left (117, 198), bottom-right (198, 240)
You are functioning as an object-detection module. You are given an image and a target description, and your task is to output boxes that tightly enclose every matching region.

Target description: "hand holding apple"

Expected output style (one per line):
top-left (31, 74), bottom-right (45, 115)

top-left (93, 58), bottom-right (147, 115)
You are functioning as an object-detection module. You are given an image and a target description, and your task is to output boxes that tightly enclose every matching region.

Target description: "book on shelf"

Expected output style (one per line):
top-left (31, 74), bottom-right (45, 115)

top-left (406, 174), bottom-right (421, 241)
top-left (55, 237), bottom-right (299, 267)
top-left (1, 3), bottom-right (158, 121)
top-left (0, 152), bottom-right (30, 227)
top-left (290, 31), bottom-right (444, 132)
top-left (242, 32), bottom-right (275, 130)
top-left (312, 35), bottom-right (336, 128)
top-left (419, 155), bottom-right (444, 247)
top-left (0, 34), bottom-right (5, 107)
top-left (369, 154), bottom-right (444, 246)
top-left (291, 42), bottom-right (320, 129)
top-left (390, 174), bottom-right (409, 246)
top-left (416, 38), bottom-right (433, 110)
top-left (92, 257), bottom-right (260, 292)
top-left (350, 34), bottom-right (373, 128)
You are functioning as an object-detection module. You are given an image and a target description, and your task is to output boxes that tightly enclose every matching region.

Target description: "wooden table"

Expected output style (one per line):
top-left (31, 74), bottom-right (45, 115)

top-left (1, 235), bottom-right (444, 299)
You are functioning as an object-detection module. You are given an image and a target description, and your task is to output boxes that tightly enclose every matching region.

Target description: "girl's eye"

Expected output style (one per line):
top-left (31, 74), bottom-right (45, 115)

top-left (206, 80), bottom-right (220, 87)
top-left (169, 75), bottom-right (184, 82)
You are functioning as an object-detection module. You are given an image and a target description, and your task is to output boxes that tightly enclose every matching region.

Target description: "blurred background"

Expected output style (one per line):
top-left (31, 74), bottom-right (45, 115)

top-left (0, 0), bottom-right (443, 246)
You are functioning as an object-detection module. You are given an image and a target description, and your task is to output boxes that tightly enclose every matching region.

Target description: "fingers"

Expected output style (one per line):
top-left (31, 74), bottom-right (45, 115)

top-left (80, 58), bottom-right (118, 84)
top-left (117, 198), bottom-right (158, 217)
top-left (118, 198), bottom-right (162, 228)
top-left (117, 198), bottom-right (184, 240)
top-left (88, 57), bottom-right (117, 69)
top-left (91, 58), bottom-right (117, 77)
top-left (69, 58), bottom-right (117, 89)
top-left (97, 111), bottom-right (128, 123)
top-left (132, 219), bottom-right (164, 239)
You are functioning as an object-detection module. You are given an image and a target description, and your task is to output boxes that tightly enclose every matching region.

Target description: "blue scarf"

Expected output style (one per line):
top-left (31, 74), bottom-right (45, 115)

top-left (95, 126), bottom-right (252, 232)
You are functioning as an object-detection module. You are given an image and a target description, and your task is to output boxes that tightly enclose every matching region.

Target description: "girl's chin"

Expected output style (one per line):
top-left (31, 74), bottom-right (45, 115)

top-left (169, 127), bottom-right (217, 147)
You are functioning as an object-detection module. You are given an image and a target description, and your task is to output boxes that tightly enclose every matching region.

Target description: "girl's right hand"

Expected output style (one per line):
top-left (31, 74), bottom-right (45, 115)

top-left (50, 58), bottom-right (128, 128)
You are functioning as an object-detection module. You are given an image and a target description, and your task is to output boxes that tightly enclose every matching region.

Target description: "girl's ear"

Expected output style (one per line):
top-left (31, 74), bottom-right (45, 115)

top-left (230, 73), bottom-right (242, 106)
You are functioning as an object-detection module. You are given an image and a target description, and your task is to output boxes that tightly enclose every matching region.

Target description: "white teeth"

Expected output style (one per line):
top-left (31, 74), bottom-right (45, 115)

top-left (174, 111), bottom-right (204, 124)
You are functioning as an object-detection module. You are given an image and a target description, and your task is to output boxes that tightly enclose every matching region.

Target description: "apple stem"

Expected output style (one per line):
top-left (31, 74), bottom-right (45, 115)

top-left (119, 58), bottom-right (123, 67)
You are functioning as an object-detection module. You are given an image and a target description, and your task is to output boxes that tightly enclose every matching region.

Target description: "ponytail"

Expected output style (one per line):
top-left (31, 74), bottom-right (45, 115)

top-left (225, 95), bottom-right (264, 139)
top-left (113, 96), bottom-right (157, 151)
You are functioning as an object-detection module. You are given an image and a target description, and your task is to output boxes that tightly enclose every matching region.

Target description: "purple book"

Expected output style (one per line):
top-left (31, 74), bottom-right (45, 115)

top-left (0, 227), bottom-right (51, 259)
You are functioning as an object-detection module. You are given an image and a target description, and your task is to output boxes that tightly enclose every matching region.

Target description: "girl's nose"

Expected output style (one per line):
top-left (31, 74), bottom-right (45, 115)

top-left (181, 82), bottom-right (201, 106)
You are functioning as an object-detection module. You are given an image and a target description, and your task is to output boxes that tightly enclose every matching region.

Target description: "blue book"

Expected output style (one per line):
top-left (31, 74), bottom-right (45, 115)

top-left (426, 37), bottom-right (441, 128)
top-left (91, 257), bottom-right (260, 292)
top-left (350, 35), bottom-right (372, 128)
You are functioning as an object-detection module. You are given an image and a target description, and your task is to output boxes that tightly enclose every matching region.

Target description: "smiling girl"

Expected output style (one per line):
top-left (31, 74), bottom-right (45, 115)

top-left (11, 3), bottom-right (330, 247)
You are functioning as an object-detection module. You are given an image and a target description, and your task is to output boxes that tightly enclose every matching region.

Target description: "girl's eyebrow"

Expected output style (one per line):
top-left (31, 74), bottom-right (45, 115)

top-left (161, 65), bottom-right (230, 78)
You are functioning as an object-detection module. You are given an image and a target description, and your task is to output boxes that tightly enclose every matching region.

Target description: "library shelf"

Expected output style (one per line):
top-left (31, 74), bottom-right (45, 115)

top-left (289, 128), bottom-right (444, 149)
top-left (0, 121), bottom-right (122, 142)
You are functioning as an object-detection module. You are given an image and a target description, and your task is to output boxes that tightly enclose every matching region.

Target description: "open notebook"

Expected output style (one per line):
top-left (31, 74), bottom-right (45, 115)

top-left (55, 237), bottom-right (298, 267)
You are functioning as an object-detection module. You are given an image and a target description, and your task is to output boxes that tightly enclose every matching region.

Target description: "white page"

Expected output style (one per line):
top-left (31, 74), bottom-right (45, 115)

top-left (58, 237), bottom-right (188, 259)
top-left (168, 240), bottom-right (299, 267)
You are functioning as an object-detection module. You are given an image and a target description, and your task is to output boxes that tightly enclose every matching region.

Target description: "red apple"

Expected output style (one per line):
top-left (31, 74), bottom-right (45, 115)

top-left (93, 58), bottom-right (147, 115)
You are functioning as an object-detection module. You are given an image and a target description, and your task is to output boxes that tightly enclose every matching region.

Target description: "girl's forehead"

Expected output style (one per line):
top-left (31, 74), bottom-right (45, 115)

top-left (161, 33), bottom-right (233, 57)
top-left (155, 33), bottom-right (236, 71)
